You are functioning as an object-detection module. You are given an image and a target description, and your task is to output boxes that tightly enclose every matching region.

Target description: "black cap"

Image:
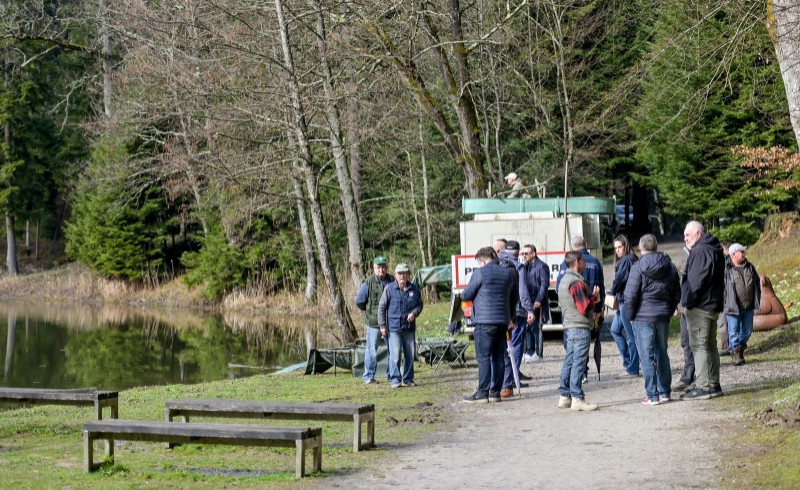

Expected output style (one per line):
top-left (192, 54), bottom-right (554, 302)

top-left (506, 240), bottom-right (520, 251)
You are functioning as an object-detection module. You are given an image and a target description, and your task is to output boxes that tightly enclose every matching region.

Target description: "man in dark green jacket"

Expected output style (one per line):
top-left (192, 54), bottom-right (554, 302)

top-left (355, 256), bottom-right (394, 384)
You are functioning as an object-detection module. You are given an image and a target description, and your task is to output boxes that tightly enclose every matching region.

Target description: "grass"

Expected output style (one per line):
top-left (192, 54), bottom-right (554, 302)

top-left (0, 301), bottom-right (469, 489)
top-left (715, 232), bottom-right (800, 489)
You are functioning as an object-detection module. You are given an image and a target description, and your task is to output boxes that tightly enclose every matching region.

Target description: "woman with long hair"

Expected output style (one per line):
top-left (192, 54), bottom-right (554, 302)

top-left (610, 235), bottom-right (640, 376)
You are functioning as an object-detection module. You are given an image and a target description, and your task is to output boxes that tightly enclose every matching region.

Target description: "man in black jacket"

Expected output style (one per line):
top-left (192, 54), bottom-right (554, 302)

top-left (680, 221), bottom-right (725, 400)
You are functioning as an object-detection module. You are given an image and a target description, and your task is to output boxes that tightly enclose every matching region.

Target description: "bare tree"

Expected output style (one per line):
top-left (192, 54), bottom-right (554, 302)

top-left (770, 0), bottom-right (800, 147)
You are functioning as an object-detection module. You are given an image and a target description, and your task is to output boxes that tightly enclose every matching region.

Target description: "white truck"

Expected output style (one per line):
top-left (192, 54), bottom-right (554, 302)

top-left (449, 197), bottom-right (614, 336)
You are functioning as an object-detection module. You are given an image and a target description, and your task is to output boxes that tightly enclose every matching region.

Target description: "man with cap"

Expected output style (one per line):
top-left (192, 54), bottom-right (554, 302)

top-left (504, 173), bottom-right (530, 198)
top-left (355, 256), bottom-right (394, 384)
top-left (498, 240), bottom-right (533, 397)
top-left (724, 243), bottom-right (761, 366)
top-left (378, 263), bottom-right (424, 388)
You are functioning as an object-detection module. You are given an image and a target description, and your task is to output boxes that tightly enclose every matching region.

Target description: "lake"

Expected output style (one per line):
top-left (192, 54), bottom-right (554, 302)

top-left (0, 301), bottom-right (320, 391)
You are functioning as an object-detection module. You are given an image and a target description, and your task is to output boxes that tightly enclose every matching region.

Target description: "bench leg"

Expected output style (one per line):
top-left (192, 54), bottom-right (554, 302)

top-left (84, 431), bottom-right (93, 473)
top-left (110, 400), bottom-right (118, 419)
top-left (295, 439), bottom-right (306, 478)
top-left (95, 400), bottom-right (102, 421)
top-left (312, 435), bottom-right (322, 473)
top-left (353, 414), bottom-right (362, 452)
top-left (165, 409), bottom-right (187, 449)
top-left (366, 412), bottom-right (375, 449)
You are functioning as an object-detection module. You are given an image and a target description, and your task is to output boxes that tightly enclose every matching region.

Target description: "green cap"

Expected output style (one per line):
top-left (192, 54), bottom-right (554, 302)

top-left (373, 256), bottom-right (388, 265)
top-left (395, 263), bottom-right (410, 273)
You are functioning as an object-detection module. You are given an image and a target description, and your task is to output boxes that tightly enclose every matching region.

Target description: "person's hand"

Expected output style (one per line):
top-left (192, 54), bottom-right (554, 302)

top-left (527, 312), bottom-right (535, 325)
top-left (533, 301), bottom-right (542, 310)
top-left (407, 312), bottom-right (416, 322)
top-left (380, 327), bottom-right (388, 337)
top-left (592, 286), bottom-right (600, 299)
top-left (508, 321), bottom-right (516, 330)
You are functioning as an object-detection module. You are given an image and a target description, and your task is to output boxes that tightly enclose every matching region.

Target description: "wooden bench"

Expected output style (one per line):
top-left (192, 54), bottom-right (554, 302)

top-left (83, 420), bottom-right (322, 478)
top-left (165, 399), bottom-right (375, 452)
top-left (0, 388), bottom-right (118, 420)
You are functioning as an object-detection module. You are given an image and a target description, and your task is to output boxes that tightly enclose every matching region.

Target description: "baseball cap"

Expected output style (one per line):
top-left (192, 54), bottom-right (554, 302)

top-left (506, 240), bottom-right (520, 251)
top-left (395, 263), bottom-right (410, 273)
top-left (373, 256), bottom-right (388, 265)
top-left (728, 243), bottom-right (747, 255)
top-left (504, 172), bottom-right (517, 180)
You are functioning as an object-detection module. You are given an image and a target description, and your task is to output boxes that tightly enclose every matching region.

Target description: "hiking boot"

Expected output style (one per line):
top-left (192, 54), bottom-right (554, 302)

top-left (500, 388), bottom-right (514, 398)
top-left (740, 344), bottom-right (747, 364)
top-left (732, 346), bottom-right (745, 366)
top-left (462, 392), bottom-right (488, 404)
top-left (570, 398), bottom-right (598, 411)
top-left (681, 388), bottom-right (711, 400)
top-left (558, 395), bottom-right (572, 409)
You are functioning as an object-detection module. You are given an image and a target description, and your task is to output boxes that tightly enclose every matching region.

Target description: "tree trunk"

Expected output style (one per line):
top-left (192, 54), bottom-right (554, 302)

top-left (345, 66), bottom-right (364, 230)
top-left (292, 174), bottom-right (317, 306)
top-left (313, 2), bottom-right (364, 289)
top-left (275, 0), bottom-right (357, 343)
top-left (419, 120), bottom-right (438, 302)
top-left (6, 213), bottom-right (17, 277)
top-left (770, 0), bottom-right (800, 147)
top-left (99, 0), bottom-right (113, 118)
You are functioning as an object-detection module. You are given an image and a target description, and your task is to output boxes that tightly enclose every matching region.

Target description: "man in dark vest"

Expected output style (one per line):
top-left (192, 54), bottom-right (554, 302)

top-left (355, 256), bottom-right (394, 384)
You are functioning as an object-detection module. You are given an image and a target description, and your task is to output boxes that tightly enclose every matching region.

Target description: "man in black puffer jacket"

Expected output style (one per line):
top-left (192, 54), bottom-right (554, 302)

top-left (680, 221), bottom-right (725, 400)
top-left (624, 234), bottom-right (681, 406)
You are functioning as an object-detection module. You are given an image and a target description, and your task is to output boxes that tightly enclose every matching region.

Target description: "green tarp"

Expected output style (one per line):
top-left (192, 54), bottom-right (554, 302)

top-left (412, 265), bottom-right (451, 286)
top-left (305, 342), bottom-right (389, 378)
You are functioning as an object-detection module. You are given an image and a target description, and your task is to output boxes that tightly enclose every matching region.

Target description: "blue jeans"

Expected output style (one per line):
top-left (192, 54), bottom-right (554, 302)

top-left (727, 309), bottom-right (754, 350)
top-left (610, 304), bottom-right (639, 375)
top-left (388, 330), bottom-right (415, 385)
top-left (362, 327), bottom-right (382, 382)
top-left (503, 316), bottom-right (526, 389)
top-left (633, 321), bottom-right (672, 400)
top-left (523, 310), bottom-right (543, 356)
top-left (559, 328), bottom-right (591, 399)
top-left (474, 324), bottom-right (507, 397)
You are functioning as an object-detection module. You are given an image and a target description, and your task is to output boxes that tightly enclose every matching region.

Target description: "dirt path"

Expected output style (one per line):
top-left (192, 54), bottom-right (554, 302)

top-left (332, 239), bottom-right (798, 489)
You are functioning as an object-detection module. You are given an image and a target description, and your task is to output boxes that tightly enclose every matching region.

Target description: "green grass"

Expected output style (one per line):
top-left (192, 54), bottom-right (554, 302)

top-left (0, 302), bottom-right (470, 489)
top-left (716, 235), bottom-right (800, 489)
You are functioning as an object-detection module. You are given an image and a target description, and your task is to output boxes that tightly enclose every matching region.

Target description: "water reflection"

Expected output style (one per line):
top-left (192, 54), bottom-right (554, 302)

top-left (0, 301), bottom-right (329, 391)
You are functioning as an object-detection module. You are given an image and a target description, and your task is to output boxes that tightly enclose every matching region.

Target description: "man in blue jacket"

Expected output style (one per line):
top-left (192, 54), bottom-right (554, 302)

top-left (624, 234), bottom-right (681, 406)
top-left (355, 256), bottom-right (394, 384)
top-left (498, 240), bottom-right (533, 398)
top-left (680, 221), bottom-right (725, 400)
top-left (378, 263), bottom-right (423, 389)
top-left (522, 244), bottom-right (551, 363)
top-left (461, 246), bottom-right (519, 403)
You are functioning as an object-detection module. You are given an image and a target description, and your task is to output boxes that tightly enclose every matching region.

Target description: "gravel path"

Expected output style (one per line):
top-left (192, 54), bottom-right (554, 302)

top-left (332, 239), bottom-right (800, 489)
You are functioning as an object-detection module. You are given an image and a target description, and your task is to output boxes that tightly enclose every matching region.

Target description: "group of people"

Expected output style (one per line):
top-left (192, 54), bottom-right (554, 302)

top-left (354, 219), bottom-right (761, 410)
top-left (354, 257), bottom-right (423, 389)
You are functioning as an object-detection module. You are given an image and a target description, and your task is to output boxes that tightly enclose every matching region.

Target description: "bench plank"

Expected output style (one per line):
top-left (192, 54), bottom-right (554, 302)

top-left (84, 420), bottom-right (322, 478)
top-left (0, 388), bottom-right (118, 420)
top-left (165, 399), bottom-right (375, 452)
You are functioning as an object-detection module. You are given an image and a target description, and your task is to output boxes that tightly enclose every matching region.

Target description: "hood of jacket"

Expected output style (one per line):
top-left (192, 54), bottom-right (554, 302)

top-left (637, 252), bottom-right (674, 281)
top-left (692, 232), bottom-right (722, 256)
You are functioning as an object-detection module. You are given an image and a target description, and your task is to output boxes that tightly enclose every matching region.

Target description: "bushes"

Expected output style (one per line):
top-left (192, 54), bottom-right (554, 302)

top-left (180, 226), bottom-right (249, 300)
top-left (711, 222), bottom-right (761, 246)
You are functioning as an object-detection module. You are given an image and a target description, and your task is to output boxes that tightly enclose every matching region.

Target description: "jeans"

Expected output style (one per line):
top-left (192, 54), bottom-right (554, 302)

top-left (503, 316), bottom-right (526, 389)
top-left (633, 321), bottom-right (672, 400)
top-left (388, 330), bottom-right (415, 385)
top-left (474, 324), bottom-right (507, 397)
top-left (362, 327), bottom-right (382, 382)
top-left (523, 310), bottom-right (543, 356)
top-left (684, 308), bottom-right (720, 392)
top-left (727, 308), bottom-right (754, 350)
top-left (610, 304), bottom-right (639, 375)
top-left (559, 327), bottom-right (591, 399)
top-left (679, 314), bottom-right (695, 384)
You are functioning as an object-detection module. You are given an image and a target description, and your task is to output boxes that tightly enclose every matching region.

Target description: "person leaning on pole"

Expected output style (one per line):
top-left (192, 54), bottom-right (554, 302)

top-left (460, 246), bottom-right (519, 404)
top-left (680, 221), bottom-right (725, 400)
top-left (354, 256), bottom-right (394, 385)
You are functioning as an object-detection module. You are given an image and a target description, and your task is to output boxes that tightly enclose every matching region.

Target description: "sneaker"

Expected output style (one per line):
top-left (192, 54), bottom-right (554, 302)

top-left (642, 398), bottom-right (661, 406)
top-left (532, 353), bottom-right (541, 363)
top-left (500, 388), bottom-right (514, 398)
top-left (488, 393), bottom-right (502, 403)
top-left (618, 372), bottom-right (639, 378)
top-left (522, 354), bottom-right (533, 364)
top-left (570, 398), bottom-right (598, 411)
top-left (390, 383), bottom-right (402, 389)
top-left (659, 395), bottom-right (671, 403)
top-left (709, 386), bottom-right (724, 398)
top-left (582, 374), bottom-right (589, 384)
top-left (558, 395), bottom-right (572, 409)
top-left (363, 379), bottom-right (378, 385)
top-left (672, 380), bottom-right (692, 391)
top-left (681, 388), bottom-right (711, 400)
top-left (463, 392), bottom-right (488, 404)
top-left (402, 381), bottom-right (416, 387)
top-left (519, 373), bottom-right (533, 381)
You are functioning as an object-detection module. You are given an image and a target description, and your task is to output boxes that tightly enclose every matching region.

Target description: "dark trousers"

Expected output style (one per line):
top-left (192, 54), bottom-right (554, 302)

top-left (474, 324), bottom-right (508, 396)
top-left (680, 313), bottom-right (695, 384)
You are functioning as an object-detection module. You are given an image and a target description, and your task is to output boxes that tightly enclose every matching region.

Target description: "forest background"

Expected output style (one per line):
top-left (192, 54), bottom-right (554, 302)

top-left (2, 0), bottom-right (800, 344)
